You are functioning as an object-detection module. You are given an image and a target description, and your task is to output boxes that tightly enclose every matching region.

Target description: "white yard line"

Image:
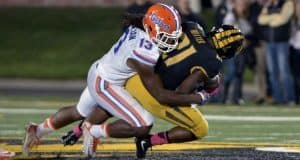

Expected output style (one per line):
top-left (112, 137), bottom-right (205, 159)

top-left (205, 115), bottom-right (300, 122)
top-left (0, 124), bottom-right (17, 128)
top-left (0, 100), bottom-right (73, 107)
top-left (269, 133), bottom-right (300, 136)
top-left (1, 108), bottom-right (300, 122)
top-left (225, 137), bottom-right (276, 141)
top-left (0, 130), bottom-right (23, 135)
top-left (0, 108), bottom-right (56, 114)
top-left (256, 147), bottom-right (300, 153)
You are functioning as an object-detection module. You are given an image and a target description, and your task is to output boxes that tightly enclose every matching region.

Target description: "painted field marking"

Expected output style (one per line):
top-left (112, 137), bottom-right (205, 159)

top-left (3, 142), bottom-right (300, 153)
top-left (0, 130), bottom-right (23, 135)
top-left (0, 108), bottom-right (56, 114)
top-left (1, 137), bottom-right (300, 153)
top-left (256, 147), bottom-right (300, 153)
top-left (0, 143), bottom-right (248, 153)
top-left (0, 124), bottom-right (17, 128)
top-left (0, 100), bottom-right (73, 107)
top-left (205, 115), bottom-right (300, 121)
top-left (224, 137), bottom-right (276, 141)
top-left (1, 108), bottom-right (300, 122)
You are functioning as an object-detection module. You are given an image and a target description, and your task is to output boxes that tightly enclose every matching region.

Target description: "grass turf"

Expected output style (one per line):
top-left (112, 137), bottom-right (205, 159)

top-left (0, 8), bottom-right (256, 81)
top-left (0, 8), bottom-right (123, 79)
top-left (1, 95), bottom-right (300, 144)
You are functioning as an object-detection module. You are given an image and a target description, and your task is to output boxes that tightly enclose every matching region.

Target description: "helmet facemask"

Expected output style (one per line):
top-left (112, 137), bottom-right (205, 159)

top-left (152, 25), bottom-right (182, 53)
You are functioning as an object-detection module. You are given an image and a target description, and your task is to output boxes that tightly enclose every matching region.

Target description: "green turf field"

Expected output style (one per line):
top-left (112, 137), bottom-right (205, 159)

top-left (1, 95), bottom-right (300, 144)
top-left (0, 8), bottom-right (123, 79)
top-left (0, 8), bottom-right (254, 82)
top-left (0, 8), bottom-right (227, 79)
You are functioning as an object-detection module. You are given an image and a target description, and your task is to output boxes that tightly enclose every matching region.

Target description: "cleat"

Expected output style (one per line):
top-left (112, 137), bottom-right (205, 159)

top-left (0, 149), bottom-right (15, 160)
top-left (135, 137), bottom-right (152, 159)
top-left (22, 123), bottom-right (40, 156)
top-left (82, 123), bottom-right (99, 158)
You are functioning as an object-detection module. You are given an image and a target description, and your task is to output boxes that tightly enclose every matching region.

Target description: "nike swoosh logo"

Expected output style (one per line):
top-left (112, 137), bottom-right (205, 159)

top-left (141, 140), bottom-right (146, 151)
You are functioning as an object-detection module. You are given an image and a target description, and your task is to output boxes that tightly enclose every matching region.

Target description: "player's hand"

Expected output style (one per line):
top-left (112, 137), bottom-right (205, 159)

top-left (61, 130), bottom-right (81, 146)
top-left (204, 74), bottom-right (221, 96)
top-left (197, 90), bottom-right (210, 105)
top-left (61, 121), bottom-right (83, 146)
top-left (191, 90), bottom-right (210, 107)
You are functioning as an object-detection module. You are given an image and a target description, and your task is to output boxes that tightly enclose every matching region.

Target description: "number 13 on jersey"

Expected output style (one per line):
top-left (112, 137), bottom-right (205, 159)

top-left (139, 38), bottom-right (153, 50)
top-left (114, 31), bottom-right (153, 54)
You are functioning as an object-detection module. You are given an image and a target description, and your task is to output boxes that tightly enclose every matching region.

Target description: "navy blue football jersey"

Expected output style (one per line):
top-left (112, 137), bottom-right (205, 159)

top-left (155, 22), bottom-right (222, 90)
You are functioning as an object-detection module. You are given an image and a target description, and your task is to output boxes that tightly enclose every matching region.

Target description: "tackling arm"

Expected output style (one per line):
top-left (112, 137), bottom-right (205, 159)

top-left (176, 69), bottom-right (220, 97)
top-left (127, 58), bottom-right (205, 106)
top-left (175, 70), bottom-right (206, 94)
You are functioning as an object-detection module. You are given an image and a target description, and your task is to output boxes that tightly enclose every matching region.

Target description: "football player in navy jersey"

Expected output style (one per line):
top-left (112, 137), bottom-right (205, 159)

top-left (62, 22), bottom-right (244, 159)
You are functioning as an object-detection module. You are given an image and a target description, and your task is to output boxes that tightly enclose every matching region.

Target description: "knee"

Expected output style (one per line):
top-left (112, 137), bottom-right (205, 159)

top-left (191, 119), bottom-right (209, 139)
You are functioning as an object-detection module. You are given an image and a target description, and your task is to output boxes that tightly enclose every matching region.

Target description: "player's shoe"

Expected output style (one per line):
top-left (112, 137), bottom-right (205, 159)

top-left (135, 136), bottom-right (152, 159)
top-left (0, 149), bottom-right (15, 160)
top-left (82, 124), bottom-right (99, 158)
top-left (22, 123), bottom-right (40, 156)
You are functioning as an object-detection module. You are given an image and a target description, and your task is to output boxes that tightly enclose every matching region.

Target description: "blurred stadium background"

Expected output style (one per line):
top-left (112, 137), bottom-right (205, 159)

top-left (1, 0), bottom-right (300, 159)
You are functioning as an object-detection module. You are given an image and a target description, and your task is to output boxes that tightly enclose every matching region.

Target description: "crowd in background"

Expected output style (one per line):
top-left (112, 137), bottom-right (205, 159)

top-left (214, 0), bottom-right (300, 106)
top-left (125, 0), bottom-right (300, 106)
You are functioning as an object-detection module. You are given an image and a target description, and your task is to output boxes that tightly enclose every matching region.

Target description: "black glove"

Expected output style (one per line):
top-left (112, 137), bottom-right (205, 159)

top-left (61, 120), bottom-right (83, 146)
top-left (61, 130), bottom-right (81, 146)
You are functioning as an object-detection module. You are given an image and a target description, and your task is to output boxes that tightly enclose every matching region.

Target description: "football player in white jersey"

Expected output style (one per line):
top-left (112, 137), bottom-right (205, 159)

top-left (22, 3), bottom-right (210, 157)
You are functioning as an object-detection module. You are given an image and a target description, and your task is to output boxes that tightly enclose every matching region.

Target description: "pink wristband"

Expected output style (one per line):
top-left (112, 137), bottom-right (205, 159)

top-left (72, 125), bottom-right (83, 138)
top-left (207, 87), bottom-right (219, 96)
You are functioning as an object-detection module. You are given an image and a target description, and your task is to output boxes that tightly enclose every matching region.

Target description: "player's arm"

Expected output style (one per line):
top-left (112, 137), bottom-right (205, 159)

top-left (127, 58), bottom-right (207, 106)
top-left (175, 70), bottom-right (207, 94)
top-left (176, 68), bottom-right (220, 95)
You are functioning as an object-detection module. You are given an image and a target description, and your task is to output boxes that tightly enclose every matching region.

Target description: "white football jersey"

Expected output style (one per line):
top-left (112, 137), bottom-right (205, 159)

top-left (95, 26), bottom-right (160, 85)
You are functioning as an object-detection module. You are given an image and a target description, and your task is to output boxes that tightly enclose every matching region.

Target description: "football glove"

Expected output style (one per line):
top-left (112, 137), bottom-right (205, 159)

top-left (191, 90), bottom-right (210, 108)
top-left (197, 90), bottom-right (210, 105)
top-left (61, 130), bottom-right (80, 146)
top-left (61, 121), bottom-right (83, 146)
top-left (204, 74), bottom-right (221, 96)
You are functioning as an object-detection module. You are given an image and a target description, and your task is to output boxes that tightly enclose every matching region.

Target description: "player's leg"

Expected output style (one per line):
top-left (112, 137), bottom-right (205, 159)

top-left (39, 87), bottom-right (97, 136)
top-left (22, 87), bottom-right (97, 155)
top-left (126, 75), bottom-right (208, 140)
top-left (81, 66), bottom-right (153, 157)
top-left (152, 107), bottom-right (208, 143)
top-left (125, 75), bottom-right (208, 158)
top-left (135, 107), bottom-right (206, 146)
top-left (62, 106), bottom-right (150, 146)
top-left (85, 62), bottom-right (153, 138)
top-left (61, 106), bottom-right (112, 146)
top-left (85, 107), bottom-right (151, 138)
top-left (134, 106), bottom-right (208, 158)
top-left (165, 126), bottom-right (196, 143)
top-left (85, 75), bottom-right (153, 138)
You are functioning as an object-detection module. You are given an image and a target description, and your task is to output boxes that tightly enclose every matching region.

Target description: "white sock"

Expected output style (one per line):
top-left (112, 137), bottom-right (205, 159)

top-left (89, 124), bottom-right (109, 138)
top-left (36, 117), bottom-right (56, 138)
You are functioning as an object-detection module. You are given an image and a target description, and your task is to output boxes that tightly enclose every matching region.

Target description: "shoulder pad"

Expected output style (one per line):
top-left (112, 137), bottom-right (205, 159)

top-left (182, 21), bottom-right (206, 37)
